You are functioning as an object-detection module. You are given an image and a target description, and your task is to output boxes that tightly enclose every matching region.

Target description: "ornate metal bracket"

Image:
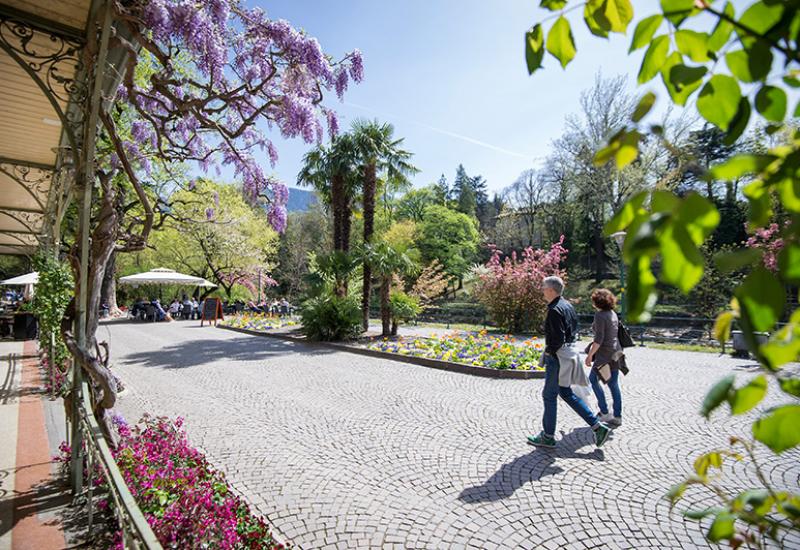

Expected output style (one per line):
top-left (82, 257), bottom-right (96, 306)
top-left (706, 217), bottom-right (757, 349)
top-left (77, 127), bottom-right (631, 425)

top-left (0, 209), bottom-right (42, 235)
top-left (0, 10), bottom-right (86, 162)
top-left (0, 158), bottom-right (54, 211)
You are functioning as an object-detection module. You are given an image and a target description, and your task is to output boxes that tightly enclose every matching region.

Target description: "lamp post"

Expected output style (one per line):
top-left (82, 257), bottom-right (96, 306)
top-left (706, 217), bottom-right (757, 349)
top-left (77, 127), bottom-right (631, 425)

top-left (611, 231), bottom-right (627, 320)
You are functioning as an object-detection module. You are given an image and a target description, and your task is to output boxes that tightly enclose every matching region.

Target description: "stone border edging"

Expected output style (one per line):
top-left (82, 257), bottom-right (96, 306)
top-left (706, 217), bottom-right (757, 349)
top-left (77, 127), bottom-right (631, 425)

top-left (218, 325), bottom-right (545, 379)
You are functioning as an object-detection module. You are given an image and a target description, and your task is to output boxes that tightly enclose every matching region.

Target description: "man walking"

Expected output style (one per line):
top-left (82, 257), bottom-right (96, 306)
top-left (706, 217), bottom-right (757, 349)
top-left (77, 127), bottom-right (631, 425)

top-left (528, 276), bottom-right (611, 448)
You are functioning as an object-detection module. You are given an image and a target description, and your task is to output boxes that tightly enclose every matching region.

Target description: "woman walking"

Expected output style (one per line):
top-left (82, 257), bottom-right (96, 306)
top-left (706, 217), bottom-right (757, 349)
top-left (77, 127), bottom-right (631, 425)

top-left (585, 289), bottom-right (622, 427)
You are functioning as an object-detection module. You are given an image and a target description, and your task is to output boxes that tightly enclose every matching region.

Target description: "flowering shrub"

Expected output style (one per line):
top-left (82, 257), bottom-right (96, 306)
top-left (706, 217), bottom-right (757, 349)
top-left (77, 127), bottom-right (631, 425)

top-left (55, 415), bottom-right (282, 549)
top-left (472, 238), bottom-right (568, 333)
top-left (368, 330), bottom-right (544, 371)
top-left (41, 355), bottom-right (69, 398)
top-left (221, 313), bottom-right (297, 332)
top-left (744, 221), bottom-right (788, 272)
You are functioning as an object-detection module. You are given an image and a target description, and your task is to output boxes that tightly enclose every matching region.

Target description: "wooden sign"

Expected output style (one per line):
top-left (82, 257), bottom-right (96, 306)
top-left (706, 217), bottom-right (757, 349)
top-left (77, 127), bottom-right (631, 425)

top-left (200, 297), bottom-right (224, 326)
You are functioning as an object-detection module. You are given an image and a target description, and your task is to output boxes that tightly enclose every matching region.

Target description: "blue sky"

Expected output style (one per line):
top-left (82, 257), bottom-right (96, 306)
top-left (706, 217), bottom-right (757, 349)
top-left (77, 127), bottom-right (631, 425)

top-left (250, 0), bottom-right (645, 195)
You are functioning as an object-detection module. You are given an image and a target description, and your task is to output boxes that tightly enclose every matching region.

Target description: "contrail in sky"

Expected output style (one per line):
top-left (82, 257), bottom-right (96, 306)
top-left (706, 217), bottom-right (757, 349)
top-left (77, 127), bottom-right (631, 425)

top-left (344, 101), bottom-right (535, 160)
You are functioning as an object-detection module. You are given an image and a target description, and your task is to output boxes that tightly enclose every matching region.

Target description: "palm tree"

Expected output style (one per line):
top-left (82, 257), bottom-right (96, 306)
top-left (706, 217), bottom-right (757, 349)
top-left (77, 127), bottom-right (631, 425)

top-left (297, 134), bottom-right (360, 255)
top-left (351, 119), bottom-right (418, 331)
top-left (359, 242), bottom-right (415, 336)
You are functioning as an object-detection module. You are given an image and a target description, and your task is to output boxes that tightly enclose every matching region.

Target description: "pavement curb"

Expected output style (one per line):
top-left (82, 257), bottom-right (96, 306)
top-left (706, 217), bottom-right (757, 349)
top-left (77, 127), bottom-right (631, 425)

top-left (218, 325), bottom-right (545, 379)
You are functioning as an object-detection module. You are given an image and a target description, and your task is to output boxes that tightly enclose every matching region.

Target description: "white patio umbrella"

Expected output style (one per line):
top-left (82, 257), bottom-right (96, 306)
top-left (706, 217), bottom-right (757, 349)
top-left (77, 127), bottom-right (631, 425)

top-left (118, 268), bottom-right (216, 288)
top-left (0, 271), bottom-right (39, 285)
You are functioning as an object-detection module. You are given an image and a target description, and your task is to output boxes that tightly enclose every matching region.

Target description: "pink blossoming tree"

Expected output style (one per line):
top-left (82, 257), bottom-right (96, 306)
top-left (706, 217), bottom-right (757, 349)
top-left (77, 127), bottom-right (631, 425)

top-left (473, 238), bottom-right (568, 333)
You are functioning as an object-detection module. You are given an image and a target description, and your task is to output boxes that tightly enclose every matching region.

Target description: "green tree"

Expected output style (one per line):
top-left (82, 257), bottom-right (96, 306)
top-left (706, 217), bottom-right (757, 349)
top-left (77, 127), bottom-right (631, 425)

top-left (359, 242), bottom-right (415, 336)
top-left (351, 119), bottom-right (418, 330)
top-left (526, 2), bottom-right (800, 546)
top-left (396, 186), bottom-right (438, 222)
top-left (417, 205), bottom-right (480, 290)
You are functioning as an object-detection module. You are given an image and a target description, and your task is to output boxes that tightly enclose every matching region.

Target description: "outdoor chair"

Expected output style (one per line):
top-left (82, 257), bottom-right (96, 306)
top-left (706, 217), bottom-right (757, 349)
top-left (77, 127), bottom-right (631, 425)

top-left (144, 304), bottom-right (157, 322)
top-left (181, 304), bottom-right (192, 320)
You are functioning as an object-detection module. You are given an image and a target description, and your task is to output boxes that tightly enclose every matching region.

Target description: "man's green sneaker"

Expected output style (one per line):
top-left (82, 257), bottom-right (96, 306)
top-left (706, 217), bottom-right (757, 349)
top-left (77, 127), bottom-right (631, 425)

top-left (594, 423), bottom-right (611, 447)
top-left (527, 432), bottom-right (556, 448)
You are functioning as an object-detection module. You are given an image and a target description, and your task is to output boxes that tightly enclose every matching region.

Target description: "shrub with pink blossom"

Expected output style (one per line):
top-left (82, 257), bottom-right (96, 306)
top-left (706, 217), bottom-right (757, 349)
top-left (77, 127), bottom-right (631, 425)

top-left (744, 221), bottom-right (788, 272)
top-left (55, 414), bottom-right (283, 549)
top-left (473, 237), bottom-right (568, 333)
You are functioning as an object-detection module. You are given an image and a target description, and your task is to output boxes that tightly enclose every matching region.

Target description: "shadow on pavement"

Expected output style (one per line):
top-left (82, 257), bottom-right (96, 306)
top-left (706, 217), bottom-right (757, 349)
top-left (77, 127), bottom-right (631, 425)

top-left (457, 429), bottom-right (604, 504)
top-left (118, 334), bottom-right (336, 370)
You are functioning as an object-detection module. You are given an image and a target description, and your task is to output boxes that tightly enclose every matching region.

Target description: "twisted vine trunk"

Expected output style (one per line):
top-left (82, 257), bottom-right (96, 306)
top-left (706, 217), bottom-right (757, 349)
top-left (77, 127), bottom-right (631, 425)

top-left (361, 163), bottom-right (376, 331)
top-left (62, 173), bottom-right (122, 447)
top-left (380, 275), bottom-right (391, 336)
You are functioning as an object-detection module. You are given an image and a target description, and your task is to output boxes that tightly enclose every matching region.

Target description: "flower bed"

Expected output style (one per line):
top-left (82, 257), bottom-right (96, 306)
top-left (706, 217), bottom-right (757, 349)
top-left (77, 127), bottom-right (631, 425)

top-left (220, 313), bottom-right (297, 332)
top-left (56, 414), bottom-right (283, 549)
top-left (367, 330), bottom-right (544, 371)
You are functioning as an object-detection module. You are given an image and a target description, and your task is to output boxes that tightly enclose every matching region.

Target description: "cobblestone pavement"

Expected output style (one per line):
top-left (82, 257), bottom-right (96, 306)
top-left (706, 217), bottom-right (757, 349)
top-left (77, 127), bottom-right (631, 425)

top-left (103, 321), bottom-right (800, 550)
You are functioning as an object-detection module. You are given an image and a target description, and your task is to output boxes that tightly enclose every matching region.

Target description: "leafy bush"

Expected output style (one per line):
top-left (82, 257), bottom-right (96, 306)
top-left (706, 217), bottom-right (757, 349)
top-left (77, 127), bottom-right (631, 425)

top-left (300, 294), bottom-right (362, 341)
top-left (389, 292), bottom-right (421, 335)
top-left (472, 238), bottom-right (568, 333)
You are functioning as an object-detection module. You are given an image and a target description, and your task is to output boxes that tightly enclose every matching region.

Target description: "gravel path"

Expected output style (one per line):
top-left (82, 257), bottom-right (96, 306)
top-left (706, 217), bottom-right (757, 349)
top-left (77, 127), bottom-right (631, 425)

top-left (102, 320), bottom-right (800, 550)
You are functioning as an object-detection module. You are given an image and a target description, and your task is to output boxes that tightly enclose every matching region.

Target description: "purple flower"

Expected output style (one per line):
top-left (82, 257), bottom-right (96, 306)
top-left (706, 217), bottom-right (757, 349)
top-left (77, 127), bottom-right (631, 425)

top-left (349, 49), bottom-right (364, 82)
top-left (267, 204), bottom-right (287, 233)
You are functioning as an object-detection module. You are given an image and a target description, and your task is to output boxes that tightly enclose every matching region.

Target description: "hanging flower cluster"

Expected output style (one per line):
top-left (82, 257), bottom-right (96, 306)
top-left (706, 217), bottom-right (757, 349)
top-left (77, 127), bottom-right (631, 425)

top-left (109, 0), bottom-right (364, 233)
top-left (473, 237), bottom-right (568, 333)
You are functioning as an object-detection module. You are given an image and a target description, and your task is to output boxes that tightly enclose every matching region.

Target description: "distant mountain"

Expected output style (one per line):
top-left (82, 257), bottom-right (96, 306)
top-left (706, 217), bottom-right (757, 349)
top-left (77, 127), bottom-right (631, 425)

top-left (286, 187), bottom-right (317, 212)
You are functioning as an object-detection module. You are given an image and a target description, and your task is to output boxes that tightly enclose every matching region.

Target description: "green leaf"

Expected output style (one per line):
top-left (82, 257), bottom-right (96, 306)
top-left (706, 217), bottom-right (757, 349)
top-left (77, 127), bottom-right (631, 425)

top-left (778, 243), bottom-right (800, 284)
top-left (584, 0), bottom-right (610, 38)
top-left (675, 30), bottom-right (710, 62)
top-left (713, 311), bottom-right (734, 344)
top-left (662, 55), bottom-right (706, 106)
top-left (723, 97), bottom-right (751, 145)
top-left (694, 451), bottom-right (724, 476)
top-left (710, 154), bottom-right (775, 180)
top-left (605, 191), bottom-right (648, 234)
top-left (738, 1), bottom-right (784, 36)
top-left (708, 2), bottom-right (735, 51)
top-left (602, 0), bottom-right (633, 33)
top-left (651, 190), bottom-right (678, 213)
top-left (660, 0), bottom-right (695, 26)
top-left (755, 85), bottom-right (788, 122)
top-left (779, 377), bottom-right (800, 398)
top-left (630, 15), bottom-right (663, 52)
top-left (666, 482), bottom-right (687, 504)
top-left (714, 248), bottom-right (762, 272)
top-left (761, 326), bottom-right (800, 369)
top-left (735, 267), bottom-right (785, 332)
top-left (637, 35), bottom-right (669, 84)
top-left (779, 175), bottom-right (800, 213)
top-left (708, 511), bottom-right (736, 542)
top-left (659, 223), bottom-right (704, 293)
top-left (632, 92), bottom-right (656, 122)
top-left (627, 254), bottom-right (657, 322)
top-left (526, 25), bottom-right (545, 75)
top-left (540, 0), bottom-right (567, 10)
top-left (726, 44), bottom-right (772, 83)
top-left (684, 507), bottom-right (721, 520)
top-left (546, 16), bottom-right (577, 69)
top-left (696, 75), bottom-right (741, 131)
top-left (701, 374), bottom-right (735, 418)
top-left (753, 405), bottom-right (800, 454)
top-left (728, 375), bottom-right (767, 415)
top-left (743, 180), bottom-right (772, 227)
top-left (676, 192), bottom-right (720, 244)
top-left (615, 130), bottom-right (641, 169)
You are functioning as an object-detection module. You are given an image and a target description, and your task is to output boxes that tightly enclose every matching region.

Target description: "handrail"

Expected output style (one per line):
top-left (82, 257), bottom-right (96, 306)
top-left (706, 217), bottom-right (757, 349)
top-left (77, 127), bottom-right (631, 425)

top-left (78, 381), bottom-right (162, 549)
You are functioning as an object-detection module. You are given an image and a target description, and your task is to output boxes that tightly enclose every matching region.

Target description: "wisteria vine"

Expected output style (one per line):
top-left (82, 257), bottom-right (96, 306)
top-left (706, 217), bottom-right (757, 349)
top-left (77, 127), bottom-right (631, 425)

top-left (107, 0), bottom-right (363, 236)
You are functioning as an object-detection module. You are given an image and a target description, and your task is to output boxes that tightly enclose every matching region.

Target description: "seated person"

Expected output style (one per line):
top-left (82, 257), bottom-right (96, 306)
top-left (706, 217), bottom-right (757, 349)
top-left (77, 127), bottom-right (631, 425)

top-left (152, 299), bottom-right (167, 321)
top-left (246, 300), bottom-right (262, 313)
top-left (168, 299), bottom-right (181, 316)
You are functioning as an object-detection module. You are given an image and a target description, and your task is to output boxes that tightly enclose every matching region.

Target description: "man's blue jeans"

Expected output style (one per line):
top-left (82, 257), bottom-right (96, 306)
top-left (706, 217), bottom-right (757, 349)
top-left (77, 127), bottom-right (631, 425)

top-left (542, 353), bottom-right (598, 437)
top-left (589, 367), bottom-right (622, 418)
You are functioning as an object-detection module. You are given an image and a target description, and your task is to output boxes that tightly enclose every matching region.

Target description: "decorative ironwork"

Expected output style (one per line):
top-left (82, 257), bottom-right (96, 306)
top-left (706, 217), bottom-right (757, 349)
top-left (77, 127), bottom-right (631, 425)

top-left (0, 15), bottom-right (85, 103)
top-left (0, 160), bottom-right (54, 211)
top-left (0, 231), bottom-right (38, 248)
top-left (0, 12), bottom-right (86, 160)
top-left (0, 210), bottom-right (42, 235)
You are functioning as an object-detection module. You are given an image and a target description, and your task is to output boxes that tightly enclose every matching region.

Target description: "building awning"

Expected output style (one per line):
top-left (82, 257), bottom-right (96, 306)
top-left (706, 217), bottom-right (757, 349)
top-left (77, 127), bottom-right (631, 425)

top-left (0, 0), bottom-right (91, 255)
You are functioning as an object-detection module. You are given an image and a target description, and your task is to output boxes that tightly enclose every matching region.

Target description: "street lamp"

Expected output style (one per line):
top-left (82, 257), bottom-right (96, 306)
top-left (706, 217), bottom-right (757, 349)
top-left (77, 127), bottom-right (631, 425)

top-left (610, 231), bottom-right (626, 320)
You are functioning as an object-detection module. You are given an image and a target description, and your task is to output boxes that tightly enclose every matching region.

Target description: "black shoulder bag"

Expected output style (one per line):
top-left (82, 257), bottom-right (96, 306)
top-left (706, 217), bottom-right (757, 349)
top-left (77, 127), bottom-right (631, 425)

top-left (617, 321), bottom-right (635, 349)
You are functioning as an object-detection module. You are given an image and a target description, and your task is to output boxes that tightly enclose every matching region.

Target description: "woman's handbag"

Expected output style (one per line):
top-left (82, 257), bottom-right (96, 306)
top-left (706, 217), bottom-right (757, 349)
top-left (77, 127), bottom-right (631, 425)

top-left (618, 321), bottom-right (635, 348)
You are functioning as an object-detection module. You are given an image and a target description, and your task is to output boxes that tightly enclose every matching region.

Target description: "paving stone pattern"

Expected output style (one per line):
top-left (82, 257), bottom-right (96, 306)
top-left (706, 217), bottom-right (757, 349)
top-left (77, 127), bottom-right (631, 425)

top-left (103, 321), bottom-right (800, 550)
